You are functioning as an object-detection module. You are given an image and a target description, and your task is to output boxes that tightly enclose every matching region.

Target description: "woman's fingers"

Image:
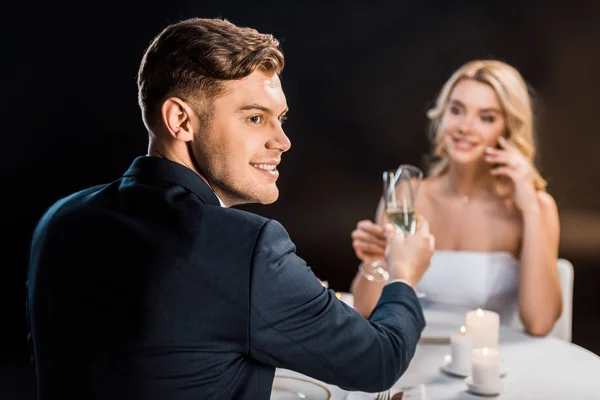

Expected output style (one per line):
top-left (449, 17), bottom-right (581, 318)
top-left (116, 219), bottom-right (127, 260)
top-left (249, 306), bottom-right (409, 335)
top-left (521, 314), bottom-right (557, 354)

top-left (352, 238), bottom-right (386, 252)
top-left (352, 239), bottom-right (386, 260)
top-left (497, 136), bottom-right (513, 150)
top-left (490, 166), bottom-right (517, 180)
top-left (351, 227), bottom-right (387, 245)
top-left (484, 148), bottom-right (509, 164)
top-left (355, 220), bottom-right (387, 240)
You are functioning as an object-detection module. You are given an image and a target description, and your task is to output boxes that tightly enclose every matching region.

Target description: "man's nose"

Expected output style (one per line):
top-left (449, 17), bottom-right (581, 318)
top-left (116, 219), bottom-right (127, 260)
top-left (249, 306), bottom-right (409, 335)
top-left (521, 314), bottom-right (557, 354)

top-left (267, 125), bottom-right (291, 152)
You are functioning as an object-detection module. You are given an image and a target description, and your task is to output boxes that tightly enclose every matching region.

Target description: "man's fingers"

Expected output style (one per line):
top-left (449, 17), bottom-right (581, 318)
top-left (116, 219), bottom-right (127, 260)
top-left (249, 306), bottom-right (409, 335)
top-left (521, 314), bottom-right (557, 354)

top-left (384, 224), bottom-right (405, 244)
top-left (383, 223), bottom-right (400, 238)
top-left (428, 234), bottom-right (435, 251)
top-left (415, 216), bottom-right (430, 236)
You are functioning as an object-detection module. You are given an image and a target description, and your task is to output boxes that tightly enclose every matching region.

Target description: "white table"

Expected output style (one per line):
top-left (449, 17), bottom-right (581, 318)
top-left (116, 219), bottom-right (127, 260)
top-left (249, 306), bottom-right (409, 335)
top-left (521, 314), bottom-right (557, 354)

top-left (276, 303), bottom-right (600, 399)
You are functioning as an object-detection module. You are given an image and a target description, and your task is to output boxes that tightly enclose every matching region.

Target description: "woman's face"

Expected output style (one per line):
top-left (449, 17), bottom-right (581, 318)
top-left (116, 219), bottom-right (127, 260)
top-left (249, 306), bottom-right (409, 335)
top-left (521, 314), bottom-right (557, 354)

top-left (440, 78), bottom-right (506, 167)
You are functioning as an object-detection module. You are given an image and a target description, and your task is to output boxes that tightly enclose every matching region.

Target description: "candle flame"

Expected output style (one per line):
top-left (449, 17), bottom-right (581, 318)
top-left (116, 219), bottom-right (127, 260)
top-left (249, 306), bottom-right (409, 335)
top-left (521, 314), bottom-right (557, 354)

top-left (483, 347), bottom-right (489, 355)
top-left (460, 325), bottom-right (466, 334)
top-left (476, 308), bottom-right (484, 317)
top-left (335, 292), bottom-right (342, 299)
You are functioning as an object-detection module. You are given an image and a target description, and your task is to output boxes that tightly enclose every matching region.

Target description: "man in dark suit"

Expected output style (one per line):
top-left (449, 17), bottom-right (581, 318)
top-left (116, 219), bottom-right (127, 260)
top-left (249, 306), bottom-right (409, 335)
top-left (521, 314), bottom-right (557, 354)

top-left (26, 17), bottom-right (435, 399)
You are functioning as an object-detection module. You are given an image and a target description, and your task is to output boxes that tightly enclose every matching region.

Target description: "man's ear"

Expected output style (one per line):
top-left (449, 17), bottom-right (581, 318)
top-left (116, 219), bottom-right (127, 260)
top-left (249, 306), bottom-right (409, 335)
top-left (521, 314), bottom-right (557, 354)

top-left (160, 97), bottom-right (195, 142)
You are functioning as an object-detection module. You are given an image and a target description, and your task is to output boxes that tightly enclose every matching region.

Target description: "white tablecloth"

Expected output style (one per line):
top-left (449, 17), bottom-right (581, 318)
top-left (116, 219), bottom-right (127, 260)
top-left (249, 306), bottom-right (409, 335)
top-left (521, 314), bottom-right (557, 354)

top-left (275, 303), bottom-right (600, 399)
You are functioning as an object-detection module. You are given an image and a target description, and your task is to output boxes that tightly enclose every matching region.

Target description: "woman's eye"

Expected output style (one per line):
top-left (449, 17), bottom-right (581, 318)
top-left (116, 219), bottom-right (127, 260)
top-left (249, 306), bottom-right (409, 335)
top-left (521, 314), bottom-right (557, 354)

top-left (481, 115), bottom-right (495, 123)
top-left (449, 106), bottom-right (461, 115)
top-left (249, 116), bottom-right (262, 124)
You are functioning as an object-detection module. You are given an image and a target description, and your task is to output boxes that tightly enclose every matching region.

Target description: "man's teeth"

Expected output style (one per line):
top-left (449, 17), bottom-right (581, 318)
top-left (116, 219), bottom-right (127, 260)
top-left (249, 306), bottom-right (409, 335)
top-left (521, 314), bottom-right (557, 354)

top-left (253, 164), bottom-right (276, 171)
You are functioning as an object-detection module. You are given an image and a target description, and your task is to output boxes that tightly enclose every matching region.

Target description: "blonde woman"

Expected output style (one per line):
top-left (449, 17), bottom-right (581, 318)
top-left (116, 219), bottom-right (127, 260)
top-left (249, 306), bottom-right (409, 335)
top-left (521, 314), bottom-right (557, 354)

top-left (351, 60), bottom-right (562, 336)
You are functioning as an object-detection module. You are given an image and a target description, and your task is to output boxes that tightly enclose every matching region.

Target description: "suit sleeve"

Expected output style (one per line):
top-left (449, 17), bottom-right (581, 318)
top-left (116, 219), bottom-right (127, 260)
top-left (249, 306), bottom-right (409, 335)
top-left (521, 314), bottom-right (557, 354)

top-left (248, 219), bottom-right (426, 392)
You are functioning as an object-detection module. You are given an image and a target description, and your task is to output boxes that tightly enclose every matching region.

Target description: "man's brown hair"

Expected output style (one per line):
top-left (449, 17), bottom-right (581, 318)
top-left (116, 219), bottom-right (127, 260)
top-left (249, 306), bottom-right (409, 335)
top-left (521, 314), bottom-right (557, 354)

top-left (137, 17), bottom-right (285, 129)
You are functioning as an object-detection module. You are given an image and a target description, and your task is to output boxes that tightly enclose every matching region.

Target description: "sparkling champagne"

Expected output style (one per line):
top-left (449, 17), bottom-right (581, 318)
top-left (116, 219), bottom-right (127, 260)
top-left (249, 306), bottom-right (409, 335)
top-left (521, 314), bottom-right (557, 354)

top-left (386, 209), bottom-right (416, 237)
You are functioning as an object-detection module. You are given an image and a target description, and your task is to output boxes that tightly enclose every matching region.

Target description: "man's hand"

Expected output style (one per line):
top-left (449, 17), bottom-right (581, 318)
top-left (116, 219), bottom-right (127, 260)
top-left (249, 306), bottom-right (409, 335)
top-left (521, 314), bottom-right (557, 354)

top-left (384, 216), bottom-right (435, 287)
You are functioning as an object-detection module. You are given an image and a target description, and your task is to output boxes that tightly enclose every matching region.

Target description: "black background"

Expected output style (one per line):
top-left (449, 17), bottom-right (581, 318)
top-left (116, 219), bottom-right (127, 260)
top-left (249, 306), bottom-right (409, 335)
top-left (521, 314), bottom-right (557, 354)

top-left (3, 1), bottom-right (599, 397)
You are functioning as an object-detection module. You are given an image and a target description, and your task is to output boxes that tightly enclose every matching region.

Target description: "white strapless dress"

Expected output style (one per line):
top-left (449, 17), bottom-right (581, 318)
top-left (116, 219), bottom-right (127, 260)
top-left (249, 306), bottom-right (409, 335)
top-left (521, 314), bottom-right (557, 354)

top-left (415, 250), bottom-right (520, 324)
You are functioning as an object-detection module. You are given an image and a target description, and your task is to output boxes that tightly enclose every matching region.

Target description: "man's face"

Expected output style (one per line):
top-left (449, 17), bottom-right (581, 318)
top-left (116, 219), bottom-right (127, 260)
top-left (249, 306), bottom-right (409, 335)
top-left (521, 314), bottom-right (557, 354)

top-left (191, 70), bottom-right (291, 206)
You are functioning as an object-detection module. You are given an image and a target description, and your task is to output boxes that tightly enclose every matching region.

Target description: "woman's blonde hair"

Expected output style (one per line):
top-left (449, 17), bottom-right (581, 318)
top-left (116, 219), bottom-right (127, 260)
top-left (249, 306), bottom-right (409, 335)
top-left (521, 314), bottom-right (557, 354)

top-left (426, 59), bottom-right (547, 192)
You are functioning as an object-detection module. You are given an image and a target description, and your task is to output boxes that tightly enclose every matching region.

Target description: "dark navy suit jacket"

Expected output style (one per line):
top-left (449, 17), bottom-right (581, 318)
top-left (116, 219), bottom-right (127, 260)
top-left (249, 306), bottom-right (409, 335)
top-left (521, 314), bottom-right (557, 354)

top-left (26, 156), bottom-right (425, 399)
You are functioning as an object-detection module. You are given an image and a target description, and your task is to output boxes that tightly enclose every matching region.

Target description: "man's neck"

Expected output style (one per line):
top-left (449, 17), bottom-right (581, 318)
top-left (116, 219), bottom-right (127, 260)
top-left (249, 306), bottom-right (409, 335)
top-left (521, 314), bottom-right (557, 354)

top-left (147, 146), bottom-right (228, 207)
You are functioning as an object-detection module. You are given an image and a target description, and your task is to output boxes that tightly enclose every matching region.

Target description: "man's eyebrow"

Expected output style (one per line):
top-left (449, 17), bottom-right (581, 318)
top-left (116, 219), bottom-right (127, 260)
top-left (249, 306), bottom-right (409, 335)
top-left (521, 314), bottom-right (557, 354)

top-left (237, 103), bottom-right (271, 113)
top-left (238, 104), bottom-right (289, 116)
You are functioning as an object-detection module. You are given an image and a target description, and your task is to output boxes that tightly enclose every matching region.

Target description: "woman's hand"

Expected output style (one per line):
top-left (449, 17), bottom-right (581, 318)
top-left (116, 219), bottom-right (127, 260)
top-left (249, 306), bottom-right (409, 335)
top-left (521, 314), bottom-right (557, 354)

top-left (351, 220), bottom-right (387, 261)
top-left (485, 136), bottom-right (538, 213)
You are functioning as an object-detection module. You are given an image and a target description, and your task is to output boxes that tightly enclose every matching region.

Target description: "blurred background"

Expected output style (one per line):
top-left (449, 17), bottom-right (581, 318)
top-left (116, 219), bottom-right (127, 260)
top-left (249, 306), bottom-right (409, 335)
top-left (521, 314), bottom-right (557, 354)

top-left (3, 0), bottom-right (599, 397)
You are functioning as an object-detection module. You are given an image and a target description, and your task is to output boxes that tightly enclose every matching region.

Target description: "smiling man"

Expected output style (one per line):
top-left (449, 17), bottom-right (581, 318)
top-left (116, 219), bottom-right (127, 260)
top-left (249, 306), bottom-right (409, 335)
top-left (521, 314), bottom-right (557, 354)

top-left (152, 67), bottom-right (291, 207)
top-left (26, 18), bottom-right (434, 399)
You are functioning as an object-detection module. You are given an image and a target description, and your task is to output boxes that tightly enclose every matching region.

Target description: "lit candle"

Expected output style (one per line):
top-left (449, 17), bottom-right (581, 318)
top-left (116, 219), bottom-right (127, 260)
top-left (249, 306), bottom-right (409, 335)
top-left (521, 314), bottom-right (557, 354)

top-left (335, 292), bottom-right (354, 308)
top-left (465, 308), bottom-right (499, 349)
top-left (471, 347), bottom-right (501, 386)
top-left (450, 325), bottom-right (473, 373)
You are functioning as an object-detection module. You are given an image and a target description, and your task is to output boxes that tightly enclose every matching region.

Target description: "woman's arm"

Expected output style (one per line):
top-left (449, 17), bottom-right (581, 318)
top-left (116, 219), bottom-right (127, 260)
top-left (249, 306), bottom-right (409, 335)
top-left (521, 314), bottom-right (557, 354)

top-left (350, 272), bottom-right (387, 319)
top-left (486, 138), bottom-right (562, 336)
top-left (518, 191), bottom-right (562, 336)
top-left (351, 199), bottom-right (388, 318)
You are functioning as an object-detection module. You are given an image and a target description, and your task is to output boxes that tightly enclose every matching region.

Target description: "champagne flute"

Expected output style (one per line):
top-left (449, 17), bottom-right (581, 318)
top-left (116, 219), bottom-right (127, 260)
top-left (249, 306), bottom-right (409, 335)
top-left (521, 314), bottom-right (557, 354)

top-left (359, 164), bottom-right (423, 282)
top-left (384, 164), bottom-right (422, 237)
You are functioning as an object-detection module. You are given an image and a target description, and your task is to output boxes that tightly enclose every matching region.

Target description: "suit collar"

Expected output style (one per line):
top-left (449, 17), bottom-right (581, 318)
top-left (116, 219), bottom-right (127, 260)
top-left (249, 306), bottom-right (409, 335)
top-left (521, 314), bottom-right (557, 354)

top-left (123, 156), bottom-right (221, 207)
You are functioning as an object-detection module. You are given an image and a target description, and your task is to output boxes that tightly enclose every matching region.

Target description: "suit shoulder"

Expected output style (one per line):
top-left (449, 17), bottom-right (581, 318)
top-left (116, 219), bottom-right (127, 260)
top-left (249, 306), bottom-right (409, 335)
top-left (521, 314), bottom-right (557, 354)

top-left (33, 184), bottom-right (109, 232)
top-left (207, 206), bottom-right (270, 228)
top-left (220, 209), bottom-right (290, 237)
top-left (205, 208), bottom-right (292, 249)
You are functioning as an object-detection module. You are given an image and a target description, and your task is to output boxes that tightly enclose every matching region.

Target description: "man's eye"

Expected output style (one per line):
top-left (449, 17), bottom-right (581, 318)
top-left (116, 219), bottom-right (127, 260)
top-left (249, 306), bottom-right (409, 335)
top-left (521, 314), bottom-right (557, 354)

top-left (249, 116), bottom-right (262, 124)
top-left (279, 115), bottom-right (288, 125)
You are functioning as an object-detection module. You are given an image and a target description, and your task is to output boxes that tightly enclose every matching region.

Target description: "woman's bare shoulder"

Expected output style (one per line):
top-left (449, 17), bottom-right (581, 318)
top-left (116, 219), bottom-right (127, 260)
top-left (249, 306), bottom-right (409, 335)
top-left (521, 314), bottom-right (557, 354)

top-left (537, 191), bottom-right (558, 212)
top-left (536, 191), bottom-right (560, 231)
top-left (417, 177), bottom-right (443, 211)
top-left (420, 176), bottom-right (443, 198)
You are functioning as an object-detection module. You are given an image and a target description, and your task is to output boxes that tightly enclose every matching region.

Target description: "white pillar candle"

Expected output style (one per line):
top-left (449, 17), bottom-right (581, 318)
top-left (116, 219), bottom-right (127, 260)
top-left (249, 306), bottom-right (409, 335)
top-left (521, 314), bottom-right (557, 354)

top-left (335, 292), bottom-right (354, 308)
top-left (465, 308), bottom-right (499, 349)
top-left (471, 347), bottom-right (501, 386)
top-left (450, 325), bottom-right (473, 372)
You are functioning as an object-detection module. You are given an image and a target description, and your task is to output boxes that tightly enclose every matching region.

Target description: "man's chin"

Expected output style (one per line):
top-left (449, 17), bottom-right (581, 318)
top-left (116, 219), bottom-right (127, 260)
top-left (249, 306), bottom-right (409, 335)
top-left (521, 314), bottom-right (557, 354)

top-left (227, 187), bottom-right (279, 206)
top-left (257, 189), bottom-right (279, 205)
